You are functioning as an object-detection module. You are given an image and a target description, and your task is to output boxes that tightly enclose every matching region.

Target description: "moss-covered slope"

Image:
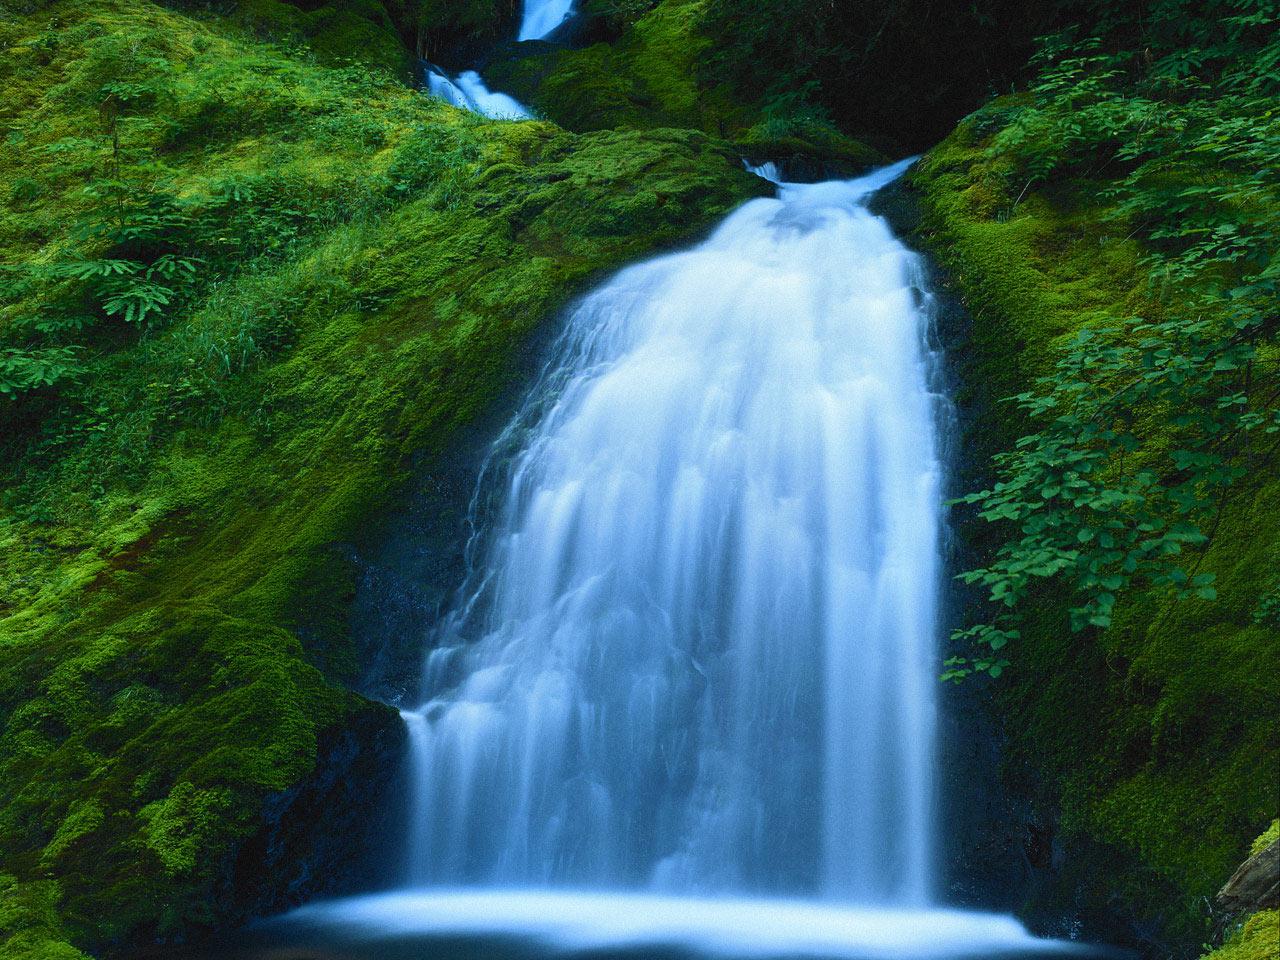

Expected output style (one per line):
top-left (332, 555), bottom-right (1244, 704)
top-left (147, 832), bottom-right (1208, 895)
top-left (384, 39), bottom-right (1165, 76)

top-left (0, 1), bottom-right (762, 955)
top-left (910, 105), bottom-right (1279, 951)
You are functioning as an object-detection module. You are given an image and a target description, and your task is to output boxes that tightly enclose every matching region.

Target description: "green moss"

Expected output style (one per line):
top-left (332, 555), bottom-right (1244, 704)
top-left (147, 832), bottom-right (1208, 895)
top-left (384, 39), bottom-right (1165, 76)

top-left (1201, 911), bottom-right (1280, 960)
top-left (0, 0), bottom-right (760, 953)
top-left (912, 119), bottom-right (1152, 458)
top-left (231, 0), bottom-right (414, 77)
top-left (488, 43), bottom-right (657, 132)
top-left (0, 877), bottom-right (90, 960)
top-left (1250, 820), bottom-right (1279, 858)
top-left (912, 106), bottom-right (1280, 944)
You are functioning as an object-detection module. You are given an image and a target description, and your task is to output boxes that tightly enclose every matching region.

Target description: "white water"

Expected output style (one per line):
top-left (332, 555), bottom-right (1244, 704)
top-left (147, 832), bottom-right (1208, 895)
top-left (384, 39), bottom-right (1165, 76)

top-left (275, 890), bottom-right (1087, 959)
top-left (425, 69), bottom-right (531, 119)
top-left (519, 0), bottom-right (575, 40)
top-left (251, 158), bottom-right (1106, 960)
top-left (402, 157), bottom-right (943, 903)
top-left (425, 0), bottom-right (572, 118)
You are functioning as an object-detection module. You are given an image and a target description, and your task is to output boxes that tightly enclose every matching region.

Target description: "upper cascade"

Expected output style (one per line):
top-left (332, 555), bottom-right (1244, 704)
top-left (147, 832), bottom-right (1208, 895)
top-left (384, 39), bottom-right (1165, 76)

top-left (519, 0), bottom-right (575, 40)
top-left (425, 0), bottom-right (573, 117)
top-left (425, 69), bottom-right (531, 119)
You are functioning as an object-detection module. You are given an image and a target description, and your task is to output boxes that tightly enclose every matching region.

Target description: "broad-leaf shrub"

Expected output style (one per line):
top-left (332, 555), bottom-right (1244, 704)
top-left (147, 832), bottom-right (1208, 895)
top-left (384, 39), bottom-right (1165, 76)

top-left (946, 0), bottom-right (1280, 679)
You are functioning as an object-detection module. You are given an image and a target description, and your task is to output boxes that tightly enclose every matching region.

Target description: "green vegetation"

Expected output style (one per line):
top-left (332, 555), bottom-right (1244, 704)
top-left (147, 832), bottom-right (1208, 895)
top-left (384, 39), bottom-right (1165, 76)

top-left (226, 0), bottom-right (416, 76)
top-left (1249, 819), bottom-right (1279, 858)
top-left (1, 0), bottom-right (1274, 954)
top-left (0, 0), bottom-right (759, 954)
top-left (698, 0), bottom-right (1062, 151)
top-left (1201, 911), bottom-right (1280, 960)
top-left (911, 0), bottom-right (1279, 947)
top-left (485, 0), bottom-right (886, 171)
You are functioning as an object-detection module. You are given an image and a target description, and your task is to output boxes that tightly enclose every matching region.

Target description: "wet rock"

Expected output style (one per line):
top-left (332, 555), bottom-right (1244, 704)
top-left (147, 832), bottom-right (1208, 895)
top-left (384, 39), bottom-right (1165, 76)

top-left (1218, 839), bottom-right (1280, 913)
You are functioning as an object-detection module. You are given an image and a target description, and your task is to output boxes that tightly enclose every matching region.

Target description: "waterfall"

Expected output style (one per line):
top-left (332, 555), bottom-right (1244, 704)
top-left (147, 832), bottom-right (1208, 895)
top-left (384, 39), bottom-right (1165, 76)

top-left (402, 157), bottom-right (943, 904)
top-left (424, 69), bottom-right (531, 119)
top-left (519, 0), bottom-right (575, 41)
top-left (424, 0), bottom-right (573, 118)
top-left (241, 158), bottom-right (1104, 960)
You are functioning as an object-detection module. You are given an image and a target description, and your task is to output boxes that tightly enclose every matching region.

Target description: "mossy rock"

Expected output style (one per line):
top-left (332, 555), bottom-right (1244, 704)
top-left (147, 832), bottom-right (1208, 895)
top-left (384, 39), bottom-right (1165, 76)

top-left (231, 0), bottom-right (414, 77)
top-left (486, 0), bottom-right (743, 134)
top-left (0, 0), bottom-right (763, 954)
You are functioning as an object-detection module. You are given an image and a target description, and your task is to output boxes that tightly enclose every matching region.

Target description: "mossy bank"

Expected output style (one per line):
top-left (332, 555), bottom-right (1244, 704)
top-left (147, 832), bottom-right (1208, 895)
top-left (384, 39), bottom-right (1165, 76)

top-left (0, 1), bottom-right (763, 954)
top-left (905, 30), bottom-right (1279, 953)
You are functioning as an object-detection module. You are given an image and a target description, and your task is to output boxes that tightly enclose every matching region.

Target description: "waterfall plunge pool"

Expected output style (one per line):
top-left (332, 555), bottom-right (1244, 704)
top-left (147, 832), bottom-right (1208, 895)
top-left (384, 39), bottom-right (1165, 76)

top-left (155, 889), bottom-right (1122, 960)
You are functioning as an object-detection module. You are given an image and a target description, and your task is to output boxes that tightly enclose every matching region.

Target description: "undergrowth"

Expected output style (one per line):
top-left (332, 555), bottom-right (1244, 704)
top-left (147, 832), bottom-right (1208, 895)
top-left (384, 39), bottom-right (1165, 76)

top-left (912, 0), bottom-right (1279, 949)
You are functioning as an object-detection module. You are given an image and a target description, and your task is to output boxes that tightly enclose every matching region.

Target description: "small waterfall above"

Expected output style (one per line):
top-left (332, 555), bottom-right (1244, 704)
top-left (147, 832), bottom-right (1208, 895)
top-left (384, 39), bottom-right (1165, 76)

top-left (519, 0), bottom-right (575, 40)
top-left (425, 0), bottom-right (573, 118)
top-left (403, 157), bottom-right (943, 903)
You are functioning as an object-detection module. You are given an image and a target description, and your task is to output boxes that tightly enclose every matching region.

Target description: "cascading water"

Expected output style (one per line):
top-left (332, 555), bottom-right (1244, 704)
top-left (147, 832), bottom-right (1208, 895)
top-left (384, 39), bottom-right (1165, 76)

top-left (226, 163), bottom-right (1113, 960)
top-left (424, 70), bottom-right (531, 119)
top-left (424, 0), bottom-right (572, 118)
top-left (518, 0), bottom-right (575, 40)
top-left (402, 157), bottom-right (942, 904)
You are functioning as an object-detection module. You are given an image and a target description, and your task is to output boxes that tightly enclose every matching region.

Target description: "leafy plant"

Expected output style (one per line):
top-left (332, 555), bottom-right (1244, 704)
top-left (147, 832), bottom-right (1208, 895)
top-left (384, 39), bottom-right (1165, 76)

top-left (0, 347), bottom-right (83, 398)
top-left (945, 0), bottom-right (1280, 679)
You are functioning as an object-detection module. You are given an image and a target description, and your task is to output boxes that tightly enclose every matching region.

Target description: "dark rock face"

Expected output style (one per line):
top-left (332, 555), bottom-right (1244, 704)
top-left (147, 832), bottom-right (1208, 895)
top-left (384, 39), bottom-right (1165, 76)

top-left (1218, 840), bottom-right (1280, 914)
top-left (222, 703), bottom-right (409, 925)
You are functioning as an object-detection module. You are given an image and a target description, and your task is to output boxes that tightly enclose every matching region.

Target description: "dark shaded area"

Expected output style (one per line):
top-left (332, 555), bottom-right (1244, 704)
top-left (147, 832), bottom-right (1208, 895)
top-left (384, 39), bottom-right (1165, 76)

top-left (699, 0), bottom-right (1065, 152)
top-left (218, 707), bottom-right (410, 928)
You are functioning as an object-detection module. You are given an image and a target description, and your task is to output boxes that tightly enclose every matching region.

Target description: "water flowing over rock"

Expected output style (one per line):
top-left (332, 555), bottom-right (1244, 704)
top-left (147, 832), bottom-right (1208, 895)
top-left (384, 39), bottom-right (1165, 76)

top-left (425, 69), bottom-right (531, 119)
top-left (426, 0), bottom-right (572, 117)
top-left (238, 160), bottom-right (1103, 960)
top-left (403, 158), bottom-right (944, 901)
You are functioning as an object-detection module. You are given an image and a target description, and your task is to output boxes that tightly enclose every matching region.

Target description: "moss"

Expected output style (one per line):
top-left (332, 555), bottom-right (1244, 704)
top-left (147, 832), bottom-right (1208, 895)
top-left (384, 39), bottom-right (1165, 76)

top-left (1201, 911), bottom-right (1280, 960)
top-left (230, 0), bottom-right (414, 77)
top-left (487, 42), bottom-right (658, 132)
top-left (485, 0), bottom-right (884, 171)
top-left (0, 0), bottom-right (761, 953)
top-left (1250, 820), bottom-right (1279, 858)
top-left (0, 877), bottom-right (91, 960)
top-left (911, 104), bottom-right (1280, 948)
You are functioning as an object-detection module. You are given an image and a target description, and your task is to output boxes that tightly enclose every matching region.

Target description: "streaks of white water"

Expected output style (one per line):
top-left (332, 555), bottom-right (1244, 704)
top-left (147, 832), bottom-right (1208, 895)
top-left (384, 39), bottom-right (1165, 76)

top-left (425, 69), bottom-right (532, 119)
top-left (402, 157), bottom-right (944, 905)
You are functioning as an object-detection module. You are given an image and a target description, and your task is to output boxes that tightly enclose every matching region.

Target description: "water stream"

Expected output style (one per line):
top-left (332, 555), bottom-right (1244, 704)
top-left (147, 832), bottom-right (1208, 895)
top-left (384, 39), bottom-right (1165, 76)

top-left (194, 158), bottom-right (1120, 960)
top-left (199, 70), bottom-right (1118, 960)
top-left (402, 158), bottom-right (939, 903)
top-left (424, 0), bottom-right (572, 118)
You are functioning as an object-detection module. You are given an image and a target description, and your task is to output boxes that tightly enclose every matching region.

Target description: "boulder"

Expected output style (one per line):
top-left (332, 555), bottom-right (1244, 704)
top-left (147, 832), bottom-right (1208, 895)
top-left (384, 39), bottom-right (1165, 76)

top-left (1217, 839), bottom-right (1280, 913)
